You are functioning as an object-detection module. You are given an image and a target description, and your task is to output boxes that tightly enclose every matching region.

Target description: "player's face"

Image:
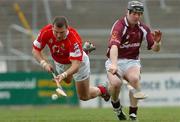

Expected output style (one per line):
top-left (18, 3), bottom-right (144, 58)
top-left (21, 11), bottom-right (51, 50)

top-left (52, 25), bottom-right (67, 41)
top-left (127, 11), bottom-right (143, 25)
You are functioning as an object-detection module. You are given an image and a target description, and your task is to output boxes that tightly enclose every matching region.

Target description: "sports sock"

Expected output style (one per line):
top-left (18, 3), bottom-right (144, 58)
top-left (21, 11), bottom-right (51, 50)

top-left (111, 99), bottom-right (120, 108)
top-left (97, 86), bottom-right (106, 95)
top-left (129, 106), bottom-right (138, 115)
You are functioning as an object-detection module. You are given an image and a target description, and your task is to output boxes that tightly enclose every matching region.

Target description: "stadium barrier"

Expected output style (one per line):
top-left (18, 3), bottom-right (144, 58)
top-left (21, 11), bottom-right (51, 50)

top-left (0, 72), bottom-right (78, 105)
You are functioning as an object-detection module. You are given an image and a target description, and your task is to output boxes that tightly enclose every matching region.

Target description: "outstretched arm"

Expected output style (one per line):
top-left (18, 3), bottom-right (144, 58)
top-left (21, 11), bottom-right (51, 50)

top-left (54, 60), bottom-right (81, 83)
top-left (32, 47), bottom-right (53, 72)
top-left (151, 30), bottom-right (162, 52)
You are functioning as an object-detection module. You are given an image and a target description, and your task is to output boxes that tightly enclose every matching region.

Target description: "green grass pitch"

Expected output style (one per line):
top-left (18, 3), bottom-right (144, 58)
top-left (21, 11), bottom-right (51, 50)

top-left (0, 106), bottom-right (180, 122)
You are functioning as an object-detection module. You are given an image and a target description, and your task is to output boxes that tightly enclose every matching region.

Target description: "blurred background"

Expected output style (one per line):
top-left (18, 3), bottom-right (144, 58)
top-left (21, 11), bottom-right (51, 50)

top-left (0, 0), bottom-right (180, 108)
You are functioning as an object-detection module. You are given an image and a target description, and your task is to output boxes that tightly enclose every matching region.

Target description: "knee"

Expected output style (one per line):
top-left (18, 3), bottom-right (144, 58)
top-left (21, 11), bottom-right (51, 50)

top-left (129, 76), bottom-right (140, 88)
top-left (79, 95), bottom-right (89, 101)
top-left (111, 80), bottom-right (122, 90)
top-left (129, 75), bottom-right (140, 83)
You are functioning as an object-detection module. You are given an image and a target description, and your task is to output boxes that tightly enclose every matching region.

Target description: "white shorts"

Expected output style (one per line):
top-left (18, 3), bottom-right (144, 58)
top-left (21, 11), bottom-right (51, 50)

top-left (54, 51), bottom-right (90, 82)
top-left (105, 59), bottom-right (141, 77)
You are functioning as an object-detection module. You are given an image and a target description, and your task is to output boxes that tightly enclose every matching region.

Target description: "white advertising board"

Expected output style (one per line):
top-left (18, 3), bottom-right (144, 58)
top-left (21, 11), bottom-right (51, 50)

top-left (80, 72), bottom-right (180, 108)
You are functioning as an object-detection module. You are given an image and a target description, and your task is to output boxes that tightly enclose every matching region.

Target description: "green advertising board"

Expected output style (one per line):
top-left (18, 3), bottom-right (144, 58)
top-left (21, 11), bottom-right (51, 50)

top-left (0, 72), bottom-right (79, 105)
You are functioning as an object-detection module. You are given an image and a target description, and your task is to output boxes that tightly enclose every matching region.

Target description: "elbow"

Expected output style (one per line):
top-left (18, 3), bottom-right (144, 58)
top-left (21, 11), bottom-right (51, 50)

top-left (32, 48), bottom-right (40, 57)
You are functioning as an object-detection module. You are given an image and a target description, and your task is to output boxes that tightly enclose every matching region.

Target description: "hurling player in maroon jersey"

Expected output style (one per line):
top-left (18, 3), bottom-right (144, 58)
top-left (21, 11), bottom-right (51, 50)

top-left (32, 16), bottom-right (110, 102)
top-left (105, 1), bottom-right (162, 121)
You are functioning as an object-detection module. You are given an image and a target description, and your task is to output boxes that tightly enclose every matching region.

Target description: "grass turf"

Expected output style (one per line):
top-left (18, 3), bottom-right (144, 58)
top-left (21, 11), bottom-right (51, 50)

top-left (0, 106), bottom-right (180, 122)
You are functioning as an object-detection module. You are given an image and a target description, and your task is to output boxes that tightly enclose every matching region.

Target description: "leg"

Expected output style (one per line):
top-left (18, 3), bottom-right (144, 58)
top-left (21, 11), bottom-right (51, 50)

top-left (107, 71), bottom-right (127, 120)
top-left (124, 66), bottom-right (141, 120)
top-left (75, 77), bottom-right (101, 101)
top-left (74, 52), bottom-right (110, 101)
top-left (107, 71), bottom-right (122, 102)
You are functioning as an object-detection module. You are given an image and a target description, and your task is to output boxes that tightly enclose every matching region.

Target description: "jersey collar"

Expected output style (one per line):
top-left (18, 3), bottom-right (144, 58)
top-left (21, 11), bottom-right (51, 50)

top-left (124, 16), bottom-right (140, 27)
top-left (64, 29), bottom-right (69, 39)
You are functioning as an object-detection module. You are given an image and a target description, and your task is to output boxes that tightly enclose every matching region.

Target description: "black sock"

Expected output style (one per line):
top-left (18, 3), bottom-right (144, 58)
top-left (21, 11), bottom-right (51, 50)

top-left (111, 99), bottom-right (120, 108)
top-left (129, 106), bottom-right (138, 115)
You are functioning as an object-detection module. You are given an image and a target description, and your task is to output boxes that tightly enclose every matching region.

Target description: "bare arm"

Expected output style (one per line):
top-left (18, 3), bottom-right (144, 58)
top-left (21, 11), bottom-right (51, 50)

top-left (55, 60), bottom-right (81, 82)
top-left (66, 60), bottom-right (81, 76)
top-left (32, 47), bottom-right (45, 62)
top-left (32, 47), bottom-right (53, 72)
top-left (109, 45), bottom-right (118, 74)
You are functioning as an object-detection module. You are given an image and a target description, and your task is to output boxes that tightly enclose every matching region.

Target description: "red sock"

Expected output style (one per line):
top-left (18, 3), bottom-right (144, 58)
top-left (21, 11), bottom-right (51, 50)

top-left (98, 86), bottom-right (106, 94)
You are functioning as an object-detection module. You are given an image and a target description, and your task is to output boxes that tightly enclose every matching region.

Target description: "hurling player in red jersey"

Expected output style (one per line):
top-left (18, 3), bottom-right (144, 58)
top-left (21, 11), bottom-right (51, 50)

top-left (32, 16), bottom-right (110, 101)
top-left (105, 1), bottom-right (162, 121)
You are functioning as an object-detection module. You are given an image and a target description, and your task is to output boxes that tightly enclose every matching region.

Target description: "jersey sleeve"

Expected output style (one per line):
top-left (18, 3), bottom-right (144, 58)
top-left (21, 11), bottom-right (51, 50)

top-left (69, 30), bottom-right (83, 61)
top-left (32, 27), bottom-right (48, 51)
top-left (144, 25), bottom-right (154, 50)
top-left (108, 20), bottom-right (124, 48)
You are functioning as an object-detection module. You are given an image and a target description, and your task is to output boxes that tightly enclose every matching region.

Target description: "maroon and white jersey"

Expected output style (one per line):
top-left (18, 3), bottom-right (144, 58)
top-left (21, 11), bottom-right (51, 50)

top-left (107, 16), bottom-right (154, 59)
top-left (33, 24), bottom-right (83, 64)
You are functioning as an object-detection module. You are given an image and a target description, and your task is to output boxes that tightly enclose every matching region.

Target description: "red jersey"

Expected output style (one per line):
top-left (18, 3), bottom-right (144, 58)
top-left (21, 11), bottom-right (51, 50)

top-left (33, 24), bottom-right (83, 64)
top-left (107, 17), bottom-right (154, 59)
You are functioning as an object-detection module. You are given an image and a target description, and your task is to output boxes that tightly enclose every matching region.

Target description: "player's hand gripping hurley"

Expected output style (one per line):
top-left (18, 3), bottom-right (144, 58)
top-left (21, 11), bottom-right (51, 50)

top-left (51, 71), bottom-right (67, 97)
top-left (115, 72), bottom-right (147, 100)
